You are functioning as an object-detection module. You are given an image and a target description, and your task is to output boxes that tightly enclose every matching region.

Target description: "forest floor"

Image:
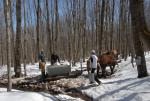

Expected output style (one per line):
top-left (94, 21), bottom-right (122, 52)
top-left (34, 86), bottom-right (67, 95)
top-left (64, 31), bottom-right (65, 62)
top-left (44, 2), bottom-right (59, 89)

top-left (0, 61), bottom-right (93, 101)
top-left (0, 53), bottom-right (150, 101)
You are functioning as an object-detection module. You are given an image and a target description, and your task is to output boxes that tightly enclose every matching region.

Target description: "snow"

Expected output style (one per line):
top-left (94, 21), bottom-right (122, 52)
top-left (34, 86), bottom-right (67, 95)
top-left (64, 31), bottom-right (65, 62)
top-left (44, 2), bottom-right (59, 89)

top-left (81, 53), bottom-right (150, 101)
top-left (0, 61), bottom-right (84, 101)
top-left (0, 88), bottom-right (58, 101)
top-left (0, 88), bottom-right (84, 101)
top-left (56, 94), bottom-right (84, 101)
top-left (0, 63), bottom-right (41, 78)
top-left (0, 61), bottom-right (86, 101)
top-left (1, 53), bottom-right (150, 101)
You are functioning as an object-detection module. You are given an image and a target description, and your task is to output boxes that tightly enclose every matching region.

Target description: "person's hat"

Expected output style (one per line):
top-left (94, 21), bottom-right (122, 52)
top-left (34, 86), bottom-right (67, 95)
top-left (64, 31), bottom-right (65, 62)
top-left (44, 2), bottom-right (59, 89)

top-left (40, 49), bottom-right (44, 53)
top-left (91, 50), bottom-right (96, 54)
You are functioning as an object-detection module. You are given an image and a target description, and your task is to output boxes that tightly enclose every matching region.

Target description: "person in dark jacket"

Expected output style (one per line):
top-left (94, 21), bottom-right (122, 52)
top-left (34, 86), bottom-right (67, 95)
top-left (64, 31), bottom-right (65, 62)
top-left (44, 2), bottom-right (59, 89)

top-left (38, 50), bottom-right (45, 62)
top-left (51, 53), bottom-right (60, 65)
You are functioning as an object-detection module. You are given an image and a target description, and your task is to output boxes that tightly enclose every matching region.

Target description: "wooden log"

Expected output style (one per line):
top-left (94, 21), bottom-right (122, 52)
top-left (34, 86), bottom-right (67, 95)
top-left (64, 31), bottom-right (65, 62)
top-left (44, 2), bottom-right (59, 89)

top-left (46, 65), bottom-right (71, 77)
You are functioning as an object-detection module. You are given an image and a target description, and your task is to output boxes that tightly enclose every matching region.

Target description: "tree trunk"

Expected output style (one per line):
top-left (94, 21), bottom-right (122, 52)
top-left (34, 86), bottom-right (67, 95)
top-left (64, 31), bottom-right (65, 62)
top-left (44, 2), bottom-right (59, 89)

top-left (110, 0), bottom-right (115, 50)
top-left (23, 0), bottom-right (27, 76)
top-left (10, 1), bottom-right (15, 67)
top-left (99, 0), bottom-right (105, 53)
top-left (138, 1), bottom-right (150, 49)
top-left (0, 33), bottom-right (4, 66)
top-left (95, 0), bottom-right (100, 51)
top-left (36, 0), bottom-right (40, 61)
top-left (54, 0), bottom-right (59, 52)
top-left (82, 0), bottom-right (86, 61)
top-left (14, 0), bottom-right (22, 77)
top-left (3, 0), bottom-right (12, 91)
top-left (129, 0), bottom-right (148, 78)
top-left (46, 0), bottom-right (52, 61)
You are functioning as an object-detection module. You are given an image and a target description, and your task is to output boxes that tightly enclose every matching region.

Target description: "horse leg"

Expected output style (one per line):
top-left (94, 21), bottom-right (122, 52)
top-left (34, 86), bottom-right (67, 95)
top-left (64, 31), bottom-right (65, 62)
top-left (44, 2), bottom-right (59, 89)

top-left (110, 66), bottom-right (113, 74)
top-left (88, 70), bottom-right (90, 75)
top-left (110, 65), bottom-right (115, 74)
top-left (102, 65), bottom-right (106, 78)
top-left (104, 66), bottom-right (106, 78)
top-left (97, 65), bottom-right (100, 77)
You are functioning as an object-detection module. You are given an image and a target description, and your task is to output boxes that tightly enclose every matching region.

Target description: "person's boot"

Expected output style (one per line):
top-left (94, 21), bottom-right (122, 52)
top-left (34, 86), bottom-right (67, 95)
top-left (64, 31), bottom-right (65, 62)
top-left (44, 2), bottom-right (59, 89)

top-left (89, 73), bottom-right (94, 83)
top-left (90, 73), bottom-right (95, 84)
top-left (94, 75), bottom-right (101, 85)
top-left (96, 78), bottom-right (101, 85)
top-left (89, 73), bottom-right (92, 83)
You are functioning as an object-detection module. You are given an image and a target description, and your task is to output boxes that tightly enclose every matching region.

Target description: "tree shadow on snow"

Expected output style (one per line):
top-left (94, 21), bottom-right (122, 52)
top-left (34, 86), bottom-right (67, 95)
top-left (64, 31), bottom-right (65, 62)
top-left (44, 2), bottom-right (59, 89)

top-left (117, 91), bottom-right (150, 101)
top-left (103, 78), bottom-right (136, 85)
top-left (95, 76), bottom-right (150, 101)
top-left (65, 84), bottom-right (98, 93)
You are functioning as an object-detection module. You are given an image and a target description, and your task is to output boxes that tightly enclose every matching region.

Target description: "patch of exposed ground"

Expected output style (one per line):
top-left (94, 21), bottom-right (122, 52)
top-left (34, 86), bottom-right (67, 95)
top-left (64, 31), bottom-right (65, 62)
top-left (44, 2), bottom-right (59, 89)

top-left (0, 74), bottom-right (92, 101)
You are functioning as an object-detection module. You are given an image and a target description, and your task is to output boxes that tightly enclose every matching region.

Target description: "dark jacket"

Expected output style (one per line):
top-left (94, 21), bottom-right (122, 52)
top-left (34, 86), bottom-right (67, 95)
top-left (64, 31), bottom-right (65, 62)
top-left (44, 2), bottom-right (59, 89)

top-left (51, 54), bottom-right (60, 65)
top-left (38, 52), bottom-right (45, 62)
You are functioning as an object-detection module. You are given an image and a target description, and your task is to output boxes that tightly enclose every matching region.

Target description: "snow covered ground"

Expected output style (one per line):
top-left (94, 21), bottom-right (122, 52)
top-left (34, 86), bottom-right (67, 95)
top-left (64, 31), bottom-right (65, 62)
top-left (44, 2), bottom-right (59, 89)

top-left (0, 88), bottom-right (84, 101)
top-left (0, 61), bottom-right (84, 101)
top-left (80, 53), bottom-right (150, 101)
top-left (0, 53), bottom-right (150, 101)
top-left (0, 88), bottom-right (57, 101)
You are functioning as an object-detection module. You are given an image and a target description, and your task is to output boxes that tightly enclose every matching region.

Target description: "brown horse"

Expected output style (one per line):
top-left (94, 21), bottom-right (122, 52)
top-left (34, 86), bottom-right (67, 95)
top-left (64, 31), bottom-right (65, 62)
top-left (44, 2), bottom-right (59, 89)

top-left (98, 50), bottom-right (118, 77)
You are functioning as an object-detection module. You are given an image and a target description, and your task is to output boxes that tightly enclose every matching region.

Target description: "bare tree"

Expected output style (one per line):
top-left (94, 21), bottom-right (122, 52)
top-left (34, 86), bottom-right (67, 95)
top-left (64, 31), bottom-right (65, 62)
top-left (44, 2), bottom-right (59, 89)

top-left (82, 0), bottom-right (86, 61)
top-left (95, 0), bottom-right (100, 51)
top-left (14, 0), bottom-right (22, 77)
top-left (54, 0), bottom-right (59, 52)
top-left (23, 0), bottom-right (27, 76)
top-left (99, 0), bottom-right (105, 53)
top-left (33, 0), bottom-right (41, 62)
top-left (3, 0), bottom-right (12, 91)
top-left (10, 1), bottom-right (15, 67)
top-left (130, 0), bottom-right (148, 78)
top-left (138, 1), bottom-right (150, 49)
top-left (46, 0), bottom-right (52, 60)
top-left (1, 0), bottom-right (150, 75)
top-left (110, 0), bottom-right (115, 50)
